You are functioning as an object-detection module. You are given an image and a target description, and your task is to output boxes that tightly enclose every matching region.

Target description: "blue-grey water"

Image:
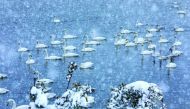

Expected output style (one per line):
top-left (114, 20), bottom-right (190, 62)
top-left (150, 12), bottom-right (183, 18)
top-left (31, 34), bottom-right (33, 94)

top-left (1, 0), bottom-right (190, 109)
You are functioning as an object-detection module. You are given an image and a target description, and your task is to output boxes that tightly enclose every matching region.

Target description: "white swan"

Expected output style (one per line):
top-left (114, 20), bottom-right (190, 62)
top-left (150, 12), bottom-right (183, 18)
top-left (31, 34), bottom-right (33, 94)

top-left (50, 35), bottom-right (63, 45)
top-left (147, 28), bottom-right (158, 32)
top-left (80, 61), bottom-right (94, 69)
top-left (177, 10), bottom-right (186, 17)
top-left (7, 99), bottom-right (29, 109)
top-left (85, 40), bottom-right (101, 45)
top-left (173, 40), bottom-right (182, 46)
top-left (92, 36), bottom-right (106, 41)
top-left (120, 29), bottom-right (132, 34)
top-left (141, 50), bottom-right (153, 55)
top-left (0, 88), bottom-right (9, 94)
top-left (44, 49), bottom-right (62, 60)
top-left (148, 43), bottom-right (156, 49)
top-left (63, 52), bottom-right (79, 58)
top-left (62, 45), bottom-right (77, 51)
top-left (26, 54), bottom-right (35, 65)
top-left (53, 18), bottom-right (61, 23)
top-left (145, 32), bottom-right (153, 38)
top-left (18, 43), bottom-right (29, 52)
top-left (0, 73), bottom-right (7, 80)
top-left (158, 35), bottom-right (168, 43)
top-left (35, 40), bottom-right (48, 49)
top-left (172, 46), bottom-right (183, 56)
top-left (136, 22), bottom-right (144, 27)
top-left (63, 33), bottom-right (78, 39)
top-left (134, 37), bottom-right (145, 44)
top-left (166, 58), bottom-right (176, 68)
top-left (174, 27), bottom-right (185, 32)
top-left (125, 41), bottom-right (136, 47)
top-left (81, 43), bottom-right (95, 52)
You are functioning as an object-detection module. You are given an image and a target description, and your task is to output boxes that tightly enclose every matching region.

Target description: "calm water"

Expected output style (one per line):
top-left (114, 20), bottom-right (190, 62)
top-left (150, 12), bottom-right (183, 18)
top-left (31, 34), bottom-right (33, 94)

top-left (1, 0), bottom-right (190, 109)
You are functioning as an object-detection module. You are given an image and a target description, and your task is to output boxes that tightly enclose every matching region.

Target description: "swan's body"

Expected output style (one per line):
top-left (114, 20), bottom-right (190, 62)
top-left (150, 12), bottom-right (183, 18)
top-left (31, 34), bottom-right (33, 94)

top-left (173, 40), bottom-right (182, 46)
top-left (36, 78), bottom-right (54, 85)
top-left (136, 22), bottom-right (144, 27)
top-left (18, 47), bottom-right (28, 52)
top-left (0, 73), bottom-right (7, 80)
top-left (92, 36), bottom-right (106, 41)
top-left (140, 50), bottom-right (153, 55)
top-left (177, 10), bottom-right (186, 15)
top-left (63, 45), bottom-right (76, 51)
top-left (166, 62), bottom-right (176, 68)
top-left (53, 18), bottom-right (61, 23)
top-left (174, 27), bottom-right (184, 32)
top-left (26, 55), bottom-right (35, 65)
top-left (159, 36), bottom-right (168, 43)
top-left (147, 28), bottom-right (158, 32)
top-left (172, 50), bottom-right (183, 56)
top-left (81, 47), bottom-right (95, 52)
top-left (0, 88), bottom-right (9, 94)
top-left (44, 49), bottom-right (62, 60)
top-left (85, 40), bottom-right (101, 45)
top-left (7, 99), bottom-right (29, 109)
top-left (35, 41), bottom-right (48, 49)
top-left (114, 39), bottom-right (126, 46)
top-left (148, 43), bottom-right (156, 49)
top-left (51, 40), bottom-right (63, 45)
top-left (63, 52), bottom-right (79, 58)
top-left (80, 61), bottom-right (94, 69)
top-left (120, 29), bottom-right (132, 34)
top-left (125, 42), bottom-right (136, 47)
top-left (145, 33), bottom-right (153, 38)
top-left (63, 34), bottom-right (78, 39)
top-left (134, 37), bottom-right (145, 44)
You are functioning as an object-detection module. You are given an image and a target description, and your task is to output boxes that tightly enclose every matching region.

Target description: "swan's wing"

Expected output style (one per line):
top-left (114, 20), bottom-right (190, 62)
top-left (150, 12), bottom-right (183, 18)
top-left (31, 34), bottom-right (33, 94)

top-left (16, 105), bottom-right (29, 109)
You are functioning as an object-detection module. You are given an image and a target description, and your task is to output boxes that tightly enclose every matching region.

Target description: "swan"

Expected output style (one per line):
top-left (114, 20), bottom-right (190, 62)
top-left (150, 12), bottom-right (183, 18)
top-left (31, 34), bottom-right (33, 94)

top-left (26, 54), bottom-right (35, 65)
top-left (18, 43), bottom-right (29, 52)
top-left (158, 35), bottom-right (168, 43)
top-left (36, 78), bottom-right (54, 85)
top-left (136, 22), bottom-right (144, 27)
top-left (35, 40), bottom-right (48, 49)
top-left (141, 50), bottom-right (153, 55)
top-left (81, 43), bottom-right (95, 52)
top-left (173, 40), bottom-right (182, 46)
top-left (171, 46), bottom-right (183, 56)
top-left (134, 37), bottom-right (145, 44)
top-left (174, 27), bottom-right (185, 32)
top-left (44, 49), bottom-right (62, 60)
top-left (147, 28), bottom-right (158, 32)
top-left (92, 36), bottom-right (106, 41)
top-left (7, 99), bottom-right (29, 109)
top-left (63, 52), bottom-right (79, 58)
top-left (63, 30), bottom-right (78, 39)
top-left (80, 61), bottom-right (94, 69)
top-left (50, 35), bottom-right (63, 45)
top-left (145, 32), bottom-right (153, 38)
top-left (85, 40), bottom-right (101, 45)
top-left (114, 38), bottom-right (126, 46)
top-left (148, 42), bottom-right (156, 49)
top-left (125, 41), bottom-right (136, 47)
top-left (53, 18), bottom-right (61, 23)
top-left (177, 10), bottom-right (186, 16)
top-left (0, 88), bottom-right (9, 94)
top-left (0, 73), bottom-right (7, 80)
top-left (166, 58), bottom-right (176, 68)
top-left (120, 28), bottom-right (132, 34)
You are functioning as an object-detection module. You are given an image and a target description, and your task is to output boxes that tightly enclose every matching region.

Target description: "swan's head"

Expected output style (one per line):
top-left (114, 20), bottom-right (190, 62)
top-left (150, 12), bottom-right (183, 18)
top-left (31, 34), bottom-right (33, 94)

top-left (6, 99), bottom-right (15, 106)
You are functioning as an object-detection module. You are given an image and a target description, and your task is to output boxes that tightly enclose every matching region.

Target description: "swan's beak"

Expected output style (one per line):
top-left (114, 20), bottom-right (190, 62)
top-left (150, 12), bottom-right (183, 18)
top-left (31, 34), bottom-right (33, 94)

top-left (6, 101), bottom-right (10, 106)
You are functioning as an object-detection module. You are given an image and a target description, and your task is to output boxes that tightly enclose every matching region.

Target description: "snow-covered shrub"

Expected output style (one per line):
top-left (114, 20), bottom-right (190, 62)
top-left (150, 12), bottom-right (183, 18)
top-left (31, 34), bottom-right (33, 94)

top-left (107, 81), bottom-right (166, 109)
top-left (55, 83), bottom-right (95, 109)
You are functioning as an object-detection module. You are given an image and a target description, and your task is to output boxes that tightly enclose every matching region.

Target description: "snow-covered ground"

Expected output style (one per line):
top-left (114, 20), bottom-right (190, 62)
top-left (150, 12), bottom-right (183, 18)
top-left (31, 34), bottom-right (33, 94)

top-left (1, 0), bottom-right (190, 108)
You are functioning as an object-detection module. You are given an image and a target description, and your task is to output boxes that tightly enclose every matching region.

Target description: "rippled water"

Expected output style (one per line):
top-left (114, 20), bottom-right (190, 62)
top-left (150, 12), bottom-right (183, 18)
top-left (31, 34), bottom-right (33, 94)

top-left (1, 0), bottom-right (190, 109)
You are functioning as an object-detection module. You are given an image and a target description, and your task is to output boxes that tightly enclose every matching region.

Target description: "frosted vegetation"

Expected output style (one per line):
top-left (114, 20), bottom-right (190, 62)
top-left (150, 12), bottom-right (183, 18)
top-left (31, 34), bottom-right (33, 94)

top-left (0, 0), bottom-right (190, 109)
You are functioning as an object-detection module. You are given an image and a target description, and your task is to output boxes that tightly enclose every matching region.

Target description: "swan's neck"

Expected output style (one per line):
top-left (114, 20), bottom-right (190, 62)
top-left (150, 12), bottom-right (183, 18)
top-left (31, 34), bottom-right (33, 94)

top-left (45, 49), bottom-right (49, 57)
top-left (11, 100), bottom-right (17, 109)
